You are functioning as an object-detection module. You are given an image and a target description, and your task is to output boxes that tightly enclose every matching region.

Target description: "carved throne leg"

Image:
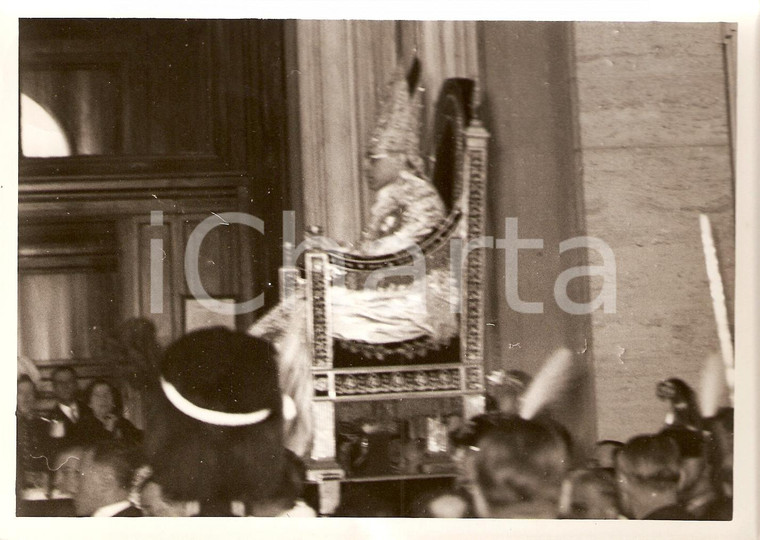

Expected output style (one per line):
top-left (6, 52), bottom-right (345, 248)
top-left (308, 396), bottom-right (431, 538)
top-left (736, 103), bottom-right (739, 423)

top-left (305, 253), bottom-right (344, 514)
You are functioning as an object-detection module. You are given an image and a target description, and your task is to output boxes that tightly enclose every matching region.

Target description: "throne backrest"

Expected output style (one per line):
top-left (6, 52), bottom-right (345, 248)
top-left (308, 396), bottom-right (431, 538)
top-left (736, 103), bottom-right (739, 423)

top-left (430, 78), bottom-right (475, 213)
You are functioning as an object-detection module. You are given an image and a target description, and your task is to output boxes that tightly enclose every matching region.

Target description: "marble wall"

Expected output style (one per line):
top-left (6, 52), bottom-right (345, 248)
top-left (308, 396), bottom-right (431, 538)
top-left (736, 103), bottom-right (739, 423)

top-left (573, 22), bottom-right (735, 441)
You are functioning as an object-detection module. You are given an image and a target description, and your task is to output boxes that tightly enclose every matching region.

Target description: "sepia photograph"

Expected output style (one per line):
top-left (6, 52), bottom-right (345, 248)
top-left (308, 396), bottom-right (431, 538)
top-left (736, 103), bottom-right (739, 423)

top-left (5, 2), bottom-right (759, 538)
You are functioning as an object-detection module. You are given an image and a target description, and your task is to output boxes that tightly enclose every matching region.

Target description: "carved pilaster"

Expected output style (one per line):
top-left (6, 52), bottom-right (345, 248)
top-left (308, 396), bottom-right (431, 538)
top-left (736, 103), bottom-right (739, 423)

top-left (460, 117), bottom-right (490, 400)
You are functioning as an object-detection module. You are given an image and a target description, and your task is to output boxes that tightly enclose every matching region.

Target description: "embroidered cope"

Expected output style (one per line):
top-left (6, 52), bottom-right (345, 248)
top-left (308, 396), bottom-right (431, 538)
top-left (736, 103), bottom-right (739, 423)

top-left (249, 171), bottom-right (456, 458)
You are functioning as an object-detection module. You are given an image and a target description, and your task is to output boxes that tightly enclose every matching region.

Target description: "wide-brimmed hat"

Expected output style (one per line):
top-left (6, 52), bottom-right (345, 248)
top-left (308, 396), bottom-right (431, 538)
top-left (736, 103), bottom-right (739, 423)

top-left (160, 327), bottom-right (282, 426)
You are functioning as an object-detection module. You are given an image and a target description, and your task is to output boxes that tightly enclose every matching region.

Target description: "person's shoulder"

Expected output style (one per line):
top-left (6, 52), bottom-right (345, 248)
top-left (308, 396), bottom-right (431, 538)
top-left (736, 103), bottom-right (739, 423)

top-left (69, 400), bottom-right (90, 417)
top-left (76, 407), bottom-right (100, 426)
top-left (397, 171), bottom-right (444, 204)
top-left (117, 417), bottom-right (143, 439)
top-left (398, 170), bottom-right (431, 188)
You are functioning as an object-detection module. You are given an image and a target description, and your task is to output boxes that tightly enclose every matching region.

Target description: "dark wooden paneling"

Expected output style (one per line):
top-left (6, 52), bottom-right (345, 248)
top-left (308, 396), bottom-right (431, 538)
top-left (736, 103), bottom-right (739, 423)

top-left (19, 19), bottom-right (248, 177)
top-left (18, 19), bottom-right (290, 382)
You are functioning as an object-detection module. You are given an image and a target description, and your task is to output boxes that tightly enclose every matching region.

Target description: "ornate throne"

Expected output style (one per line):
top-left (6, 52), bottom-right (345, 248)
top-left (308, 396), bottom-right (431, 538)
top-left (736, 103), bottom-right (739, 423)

top-left (283, 78), bottom-right (489, 513)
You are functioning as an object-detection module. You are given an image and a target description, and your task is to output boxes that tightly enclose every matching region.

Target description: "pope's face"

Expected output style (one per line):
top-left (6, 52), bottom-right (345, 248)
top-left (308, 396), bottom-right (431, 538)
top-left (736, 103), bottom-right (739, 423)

top-left (367, 153), bottom-right (404, 191)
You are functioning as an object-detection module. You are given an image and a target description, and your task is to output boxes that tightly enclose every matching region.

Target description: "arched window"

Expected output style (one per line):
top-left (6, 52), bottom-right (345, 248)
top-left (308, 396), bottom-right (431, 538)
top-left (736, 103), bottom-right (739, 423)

top-left (20, 93), bottom-right (71, 157)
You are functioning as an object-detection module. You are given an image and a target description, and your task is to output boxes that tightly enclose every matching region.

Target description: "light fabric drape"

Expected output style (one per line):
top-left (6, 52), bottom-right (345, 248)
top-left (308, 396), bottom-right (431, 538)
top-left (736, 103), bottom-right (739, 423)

top-left (18, 272), bottom-right (116, 362)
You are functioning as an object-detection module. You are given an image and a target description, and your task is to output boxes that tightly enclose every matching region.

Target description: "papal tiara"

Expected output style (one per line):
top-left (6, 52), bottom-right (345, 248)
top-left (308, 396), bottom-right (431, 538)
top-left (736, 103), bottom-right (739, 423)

top-left (160, 377), bottom-right (296, 427)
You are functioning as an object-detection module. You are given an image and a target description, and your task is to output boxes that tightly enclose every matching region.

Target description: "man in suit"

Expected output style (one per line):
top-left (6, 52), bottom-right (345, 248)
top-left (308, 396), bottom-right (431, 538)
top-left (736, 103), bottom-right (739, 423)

top-left (47, 366), bottom-right (86, 452)
top-left (74, 441), bottom-right (143, 517)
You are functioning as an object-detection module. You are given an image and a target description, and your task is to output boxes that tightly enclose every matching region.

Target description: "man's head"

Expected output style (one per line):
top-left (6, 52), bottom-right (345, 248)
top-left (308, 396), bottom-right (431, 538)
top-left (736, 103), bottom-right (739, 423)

top-left (659, 427), bottom-right (712, 502)
top-left (461, 415), bottom-right (570, 518)
top-left (74, 441), bottom-right (138, 516)
top-left (366, 152), bottom-right (407, 191)
top-left (51, 446), bottom-right (84, 498)
top-left (615, 433), bottom-right (682, 518)
top-left (558, 468), bottom-right (620, 519)
top-left (52, 366), bottom-right (78, 405)
top-left (485, 369), bottom-right (532, 414)
top-left (145, 328), bottom-right (286, 510)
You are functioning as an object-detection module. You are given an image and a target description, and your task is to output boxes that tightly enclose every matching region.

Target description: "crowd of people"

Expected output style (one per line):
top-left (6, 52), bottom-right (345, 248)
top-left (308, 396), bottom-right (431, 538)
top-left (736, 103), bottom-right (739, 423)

top-left (448, 406), bottom-right (733, 520)
top-left (16, 328), bottom-right (316, 518)
top-left (16, 326), bottom-right (734, 520)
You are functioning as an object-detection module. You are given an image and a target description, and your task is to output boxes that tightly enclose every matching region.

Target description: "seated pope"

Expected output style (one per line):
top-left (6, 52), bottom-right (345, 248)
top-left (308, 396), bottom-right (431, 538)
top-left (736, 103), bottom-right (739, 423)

top-left (249, 60), bottom-right (459, 458)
